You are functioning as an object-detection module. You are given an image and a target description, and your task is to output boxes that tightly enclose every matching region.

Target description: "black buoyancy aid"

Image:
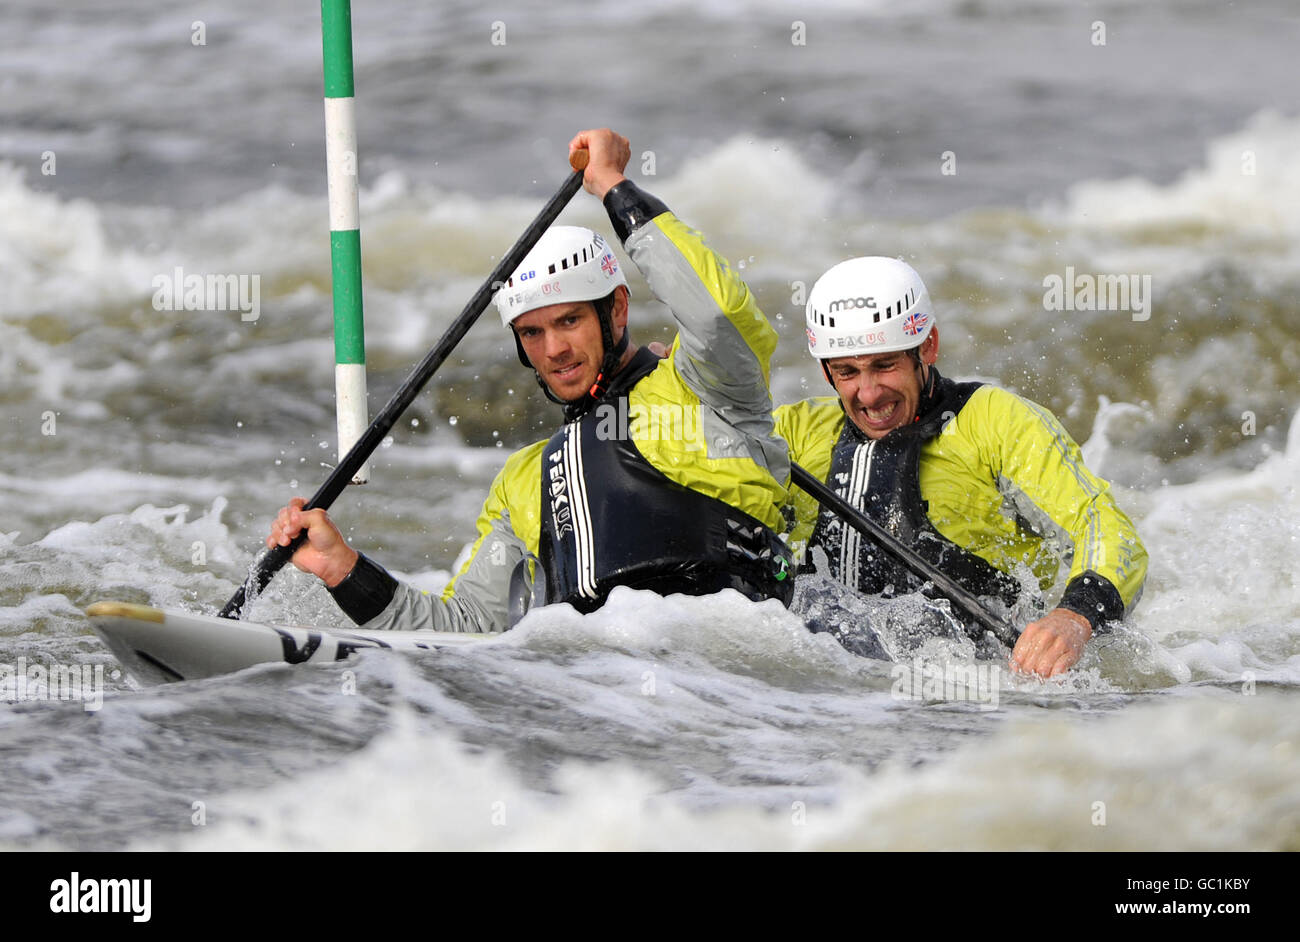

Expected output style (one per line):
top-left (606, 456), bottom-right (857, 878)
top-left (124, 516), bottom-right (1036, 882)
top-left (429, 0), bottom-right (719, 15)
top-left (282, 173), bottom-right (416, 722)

top-left (538, 348), bottom-right (794, 612)
top-left (811, 367), bottom-right (1022, 609)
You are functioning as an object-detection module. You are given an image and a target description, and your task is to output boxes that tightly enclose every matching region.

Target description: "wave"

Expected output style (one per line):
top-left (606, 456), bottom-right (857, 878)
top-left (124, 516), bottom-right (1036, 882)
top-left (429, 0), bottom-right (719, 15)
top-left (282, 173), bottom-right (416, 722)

top-left (136, 682), bottom-right (1299, 851)
top-left (4, 109), bottom-right (1297, 325)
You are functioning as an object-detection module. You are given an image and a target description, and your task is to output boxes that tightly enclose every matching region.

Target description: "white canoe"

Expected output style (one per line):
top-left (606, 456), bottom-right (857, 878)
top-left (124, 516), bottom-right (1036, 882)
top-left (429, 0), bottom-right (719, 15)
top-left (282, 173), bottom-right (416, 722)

top-left (85, 601), bottom-right (496, 685)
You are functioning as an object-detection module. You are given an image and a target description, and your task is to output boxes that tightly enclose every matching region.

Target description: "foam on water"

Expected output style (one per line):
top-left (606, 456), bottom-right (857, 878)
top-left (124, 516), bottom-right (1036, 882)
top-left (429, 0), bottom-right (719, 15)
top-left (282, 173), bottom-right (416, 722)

top-left (1062, 110), bottom-right (1300, 239)
top-left (0, 164), bottom-right (154, 320)
top-left (1040, 110), bottom-right (1300, 294)
top-left (1126, 408), bottom-right (1300, 683)
top-left (3, 110), bottom-right (1296, 348)
top-left (138, 682), bottom-right (1297, 851)
top-left (2, 443), bottom-right (1296, 852)
top-left (556, 0), bottom-right (1225, 23)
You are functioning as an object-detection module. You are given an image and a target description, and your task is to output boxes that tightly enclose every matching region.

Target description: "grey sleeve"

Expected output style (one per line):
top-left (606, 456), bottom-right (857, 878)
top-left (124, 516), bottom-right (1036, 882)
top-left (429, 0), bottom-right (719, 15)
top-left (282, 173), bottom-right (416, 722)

top-left (336, 514), bottom-right (528, 634)
top-left (623, 220), bottom-right (776, 433)
top-left (606, 184), bottom-right (786, 480)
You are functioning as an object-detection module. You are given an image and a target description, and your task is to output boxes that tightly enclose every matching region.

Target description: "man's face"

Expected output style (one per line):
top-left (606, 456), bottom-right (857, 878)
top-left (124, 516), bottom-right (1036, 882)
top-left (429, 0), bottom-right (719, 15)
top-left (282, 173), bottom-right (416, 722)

top-left (513, 292), bottom-right (627, 402)
top-left (825, 330), bottom-right (938, 439)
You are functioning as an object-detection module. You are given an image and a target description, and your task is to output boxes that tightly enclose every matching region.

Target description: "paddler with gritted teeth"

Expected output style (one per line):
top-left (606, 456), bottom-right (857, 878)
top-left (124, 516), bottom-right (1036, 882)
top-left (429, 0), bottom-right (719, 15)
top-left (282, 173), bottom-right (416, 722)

top-left (266, 128), bottom-right (794, 632)
top-left (775, 257), bottom-right (1149, 677)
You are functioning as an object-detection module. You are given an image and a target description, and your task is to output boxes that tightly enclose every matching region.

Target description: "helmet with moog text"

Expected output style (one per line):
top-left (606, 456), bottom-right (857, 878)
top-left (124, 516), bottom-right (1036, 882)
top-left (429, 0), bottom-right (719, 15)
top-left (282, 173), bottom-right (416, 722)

top-left (494, 226), bottom-right (628, 326)
top-left (804, 257), bottom-right (934, 359)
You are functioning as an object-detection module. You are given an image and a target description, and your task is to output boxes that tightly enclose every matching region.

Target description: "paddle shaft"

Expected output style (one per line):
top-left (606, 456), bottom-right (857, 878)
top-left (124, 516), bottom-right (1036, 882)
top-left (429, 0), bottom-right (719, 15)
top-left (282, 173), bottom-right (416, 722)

top-left (219, 154), bottom-right (591, 619)
top-left (789, 461), bottom-right (1020, 647)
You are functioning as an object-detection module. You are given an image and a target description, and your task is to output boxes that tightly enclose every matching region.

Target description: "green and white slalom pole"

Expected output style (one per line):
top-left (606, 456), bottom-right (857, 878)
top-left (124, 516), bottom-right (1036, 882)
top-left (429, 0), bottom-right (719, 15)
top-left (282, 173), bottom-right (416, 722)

top-left (321, 0), bottom-right (369, 483)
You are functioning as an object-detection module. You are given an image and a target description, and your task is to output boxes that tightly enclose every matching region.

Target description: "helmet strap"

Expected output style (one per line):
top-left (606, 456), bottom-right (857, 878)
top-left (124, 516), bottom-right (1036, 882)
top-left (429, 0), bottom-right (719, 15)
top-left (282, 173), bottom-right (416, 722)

top-left (535, 369), bottom-right (567, 406)
top-left (513, 330), bottom-right (533, 369)
top-left (914, 348), bottom-right (938, 421)
top-left (588, 293), bottom-right (628, 399)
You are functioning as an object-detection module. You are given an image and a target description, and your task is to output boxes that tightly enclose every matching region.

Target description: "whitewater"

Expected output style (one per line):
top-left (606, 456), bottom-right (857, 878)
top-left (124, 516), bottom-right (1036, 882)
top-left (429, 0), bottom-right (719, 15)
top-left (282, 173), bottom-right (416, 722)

top-left (0, 0), bottom-right (1296, 850)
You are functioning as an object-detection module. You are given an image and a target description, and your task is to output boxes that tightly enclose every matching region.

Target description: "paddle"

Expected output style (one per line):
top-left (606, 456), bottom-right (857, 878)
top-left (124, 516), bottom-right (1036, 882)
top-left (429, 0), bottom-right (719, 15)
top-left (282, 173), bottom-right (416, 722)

top-left (219, 150), bottom-right (591, 619)
top-left (789, 461), bottom-right (1020, 647)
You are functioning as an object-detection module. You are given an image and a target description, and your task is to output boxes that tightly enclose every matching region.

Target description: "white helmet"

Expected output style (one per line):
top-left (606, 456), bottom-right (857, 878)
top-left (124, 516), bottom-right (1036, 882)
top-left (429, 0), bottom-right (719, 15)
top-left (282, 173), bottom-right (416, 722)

top-left (804, 257), bottom-right (934, 358)
top-left (494, 226), bottom-right (628, 326)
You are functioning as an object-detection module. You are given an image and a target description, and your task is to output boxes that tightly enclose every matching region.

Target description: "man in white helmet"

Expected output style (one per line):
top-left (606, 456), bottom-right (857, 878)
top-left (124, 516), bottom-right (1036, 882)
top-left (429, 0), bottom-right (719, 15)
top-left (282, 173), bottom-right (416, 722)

top-left (265, 129), bottom-right (794, 631)
top-left (776, 257), bottom-right (1148, 677)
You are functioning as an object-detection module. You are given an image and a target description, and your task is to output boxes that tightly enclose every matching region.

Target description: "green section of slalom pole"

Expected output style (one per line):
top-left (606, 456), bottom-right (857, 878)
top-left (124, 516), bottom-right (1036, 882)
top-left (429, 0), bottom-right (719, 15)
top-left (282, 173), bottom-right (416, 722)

top-left (321, 0), bottom-right (355, 99)
top-left (322, 0), bottom-right (365, 369)
top-left (330, 229), bottom-right (365, 364)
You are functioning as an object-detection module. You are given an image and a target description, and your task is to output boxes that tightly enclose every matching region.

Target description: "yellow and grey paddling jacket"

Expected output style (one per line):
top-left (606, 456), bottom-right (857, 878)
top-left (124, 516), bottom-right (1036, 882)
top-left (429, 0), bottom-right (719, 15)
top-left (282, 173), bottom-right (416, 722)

top-left (774, 369), bottom-right (1148, 633)
top-left (329, 182), bottom-right (793, 632)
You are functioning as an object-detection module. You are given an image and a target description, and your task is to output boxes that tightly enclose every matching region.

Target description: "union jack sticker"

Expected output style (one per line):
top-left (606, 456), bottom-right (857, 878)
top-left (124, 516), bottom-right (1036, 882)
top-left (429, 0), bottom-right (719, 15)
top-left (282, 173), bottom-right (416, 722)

top-left (601, 253), bottom-right (618, 277)
top-left (902, 311), bottom-right (929, 336)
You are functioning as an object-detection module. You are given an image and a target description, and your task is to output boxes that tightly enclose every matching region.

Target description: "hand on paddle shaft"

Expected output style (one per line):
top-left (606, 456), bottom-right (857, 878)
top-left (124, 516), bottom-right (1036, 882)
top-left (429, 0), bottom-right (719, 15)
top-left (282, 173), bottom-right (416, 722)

top-left (266, 499), bottom-right (357, 588)
top-left (568, 129), bottom-right (630, 200)
top-left (219, 147), bottom-right (592, 619)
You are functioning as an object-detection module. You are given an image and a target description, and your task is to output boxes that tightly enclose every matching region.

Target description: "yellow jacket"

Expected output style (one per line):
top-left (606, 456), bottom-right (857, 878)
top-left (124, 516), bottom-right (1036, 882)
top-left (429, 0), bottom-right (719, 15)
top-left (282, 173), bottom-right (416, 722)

top-left (775, 385), bottom-right (1147, 625)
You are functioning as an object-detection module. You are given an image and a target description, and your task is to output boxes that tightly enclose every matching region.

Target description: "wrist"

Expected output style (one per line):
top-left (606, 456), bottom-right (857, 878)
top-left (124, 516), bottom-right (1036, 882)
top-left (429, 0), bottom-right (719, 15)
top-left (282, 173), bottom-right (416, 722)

top-left (1050, 606), bottom-right (1092, 640)
top-left (322, 547), bottom-right (360, 588)
top-left (590, 171), bottom-right (627, 201)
